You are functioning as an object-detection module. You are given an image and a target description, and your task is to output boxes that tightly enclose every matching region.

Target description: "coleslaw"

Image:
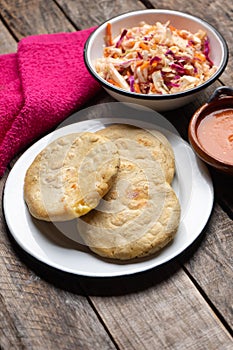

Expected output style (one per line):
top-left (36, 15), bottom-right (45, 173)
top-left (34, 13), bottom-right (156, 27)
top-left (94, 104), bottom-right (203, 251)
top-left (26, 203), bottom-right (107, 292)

top-left (95, 21), bottom-right (218, 95)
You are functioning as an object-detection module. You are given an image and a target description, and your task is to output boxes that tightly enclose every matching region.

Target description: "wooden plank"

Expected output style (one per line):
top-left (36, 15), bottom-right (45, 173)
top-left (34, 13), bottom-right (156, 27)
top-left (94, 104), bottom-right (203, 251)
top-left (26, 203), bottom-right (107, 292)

top-left (148, 0), bottom-right (232, 85)
top-left (0, 3), bottom-right (115, 348)
top-left (210, 171), bottom-right (233, 218)
top-left (0, 20), bottom-right (17, 53)
top-left (55, 0), bottom-right (146, 28)
top-left (0, 2), bottom-right (232, 349)
top-left (0, 174), bottom-right (116, 350)
top-left (0, 0), bottom-right (75, 38)
top-left (180, 203), bottom-right (233, 329)
top-left (80, 265), bottom-right (232, 349)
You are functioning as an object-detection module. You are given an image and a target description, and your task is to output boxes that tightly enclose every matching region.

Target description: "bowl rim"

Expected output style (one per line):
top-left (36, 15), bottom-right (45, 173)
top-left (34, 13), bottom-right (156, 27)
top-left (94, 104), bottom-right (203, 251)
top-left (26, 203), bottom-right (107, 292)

top-left (84, 9), bottom-right (229, 100)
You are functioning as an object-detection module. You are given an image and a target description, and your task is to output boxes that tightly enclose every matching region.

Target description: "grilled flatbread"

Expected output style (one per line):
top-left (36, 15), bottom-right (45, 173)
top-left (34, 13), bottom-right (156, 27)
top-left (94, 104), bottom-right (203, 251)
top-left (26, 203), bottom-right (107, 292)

top-left (24, 132), bottom-right (120, 221)
top-left (96, 124), bottom-right (175, 183)
top-left (78, 137), bottom-right (180, 260)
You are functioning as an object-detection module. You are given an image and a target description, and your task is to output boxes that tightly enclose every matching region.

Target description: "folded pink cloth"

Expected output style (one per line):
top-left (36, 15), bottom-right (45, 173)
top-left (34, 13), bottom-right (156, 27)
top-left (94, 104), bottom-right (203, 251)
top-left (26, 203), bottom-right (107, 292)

top-left (0, 27), bottom-right (101, 177)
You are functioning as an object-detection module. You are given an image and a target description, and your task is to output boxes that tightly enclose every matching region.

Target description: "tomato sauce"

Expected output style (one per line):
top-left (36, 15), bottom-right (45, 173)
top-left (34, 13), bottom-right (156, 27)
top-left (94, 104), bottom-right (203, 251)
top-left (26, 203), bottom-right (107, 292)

top-left (197, 109), bottom-right (233, 164)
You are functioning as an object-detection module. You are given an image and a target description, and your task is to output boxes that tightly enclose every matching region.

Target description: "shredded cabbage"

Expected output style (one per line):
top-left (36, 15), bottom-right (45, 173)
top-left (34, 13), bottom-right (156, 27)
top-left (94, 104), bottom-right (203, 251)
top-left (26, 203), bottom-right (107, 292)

top-left (95, 21), bottom-right (218, 94)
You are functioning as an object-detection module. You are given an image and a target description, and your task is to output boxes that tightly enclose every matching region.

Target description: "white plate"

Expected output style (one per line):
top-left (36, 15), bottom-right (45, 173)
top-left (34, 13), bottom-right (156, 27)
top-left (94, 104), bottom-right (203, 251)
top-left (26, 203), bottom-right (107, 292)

top-left (3, 116), bottom-right (214, 277)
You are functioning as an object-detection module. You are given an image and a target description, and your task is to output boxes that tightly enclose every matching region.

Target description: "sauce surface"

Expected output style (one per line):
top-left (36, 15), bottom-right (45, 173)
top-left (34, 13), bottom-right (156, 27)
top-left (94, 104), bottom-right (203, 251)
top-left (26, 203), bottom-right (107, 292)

top-left (197, 108), bottom-right (233, 164)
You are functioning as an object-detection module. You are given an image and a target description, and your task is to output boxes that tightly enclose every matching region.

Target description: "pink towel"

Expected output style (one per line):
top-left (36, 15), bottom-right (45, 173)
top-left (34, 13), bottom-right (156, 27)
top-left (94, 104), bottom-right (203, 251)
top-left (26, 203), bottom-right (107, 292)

top-left (0, 27), bottom-right (101, 177)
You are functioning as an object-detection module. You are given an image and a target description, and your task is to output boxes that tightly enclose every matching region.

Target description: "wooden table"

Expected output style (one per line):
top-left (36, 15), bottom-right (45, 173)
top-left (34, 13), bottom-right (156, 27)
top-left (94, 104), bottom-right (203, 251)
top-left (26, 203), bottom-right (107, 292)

top-left (0, 1), bottom-right (232, 349)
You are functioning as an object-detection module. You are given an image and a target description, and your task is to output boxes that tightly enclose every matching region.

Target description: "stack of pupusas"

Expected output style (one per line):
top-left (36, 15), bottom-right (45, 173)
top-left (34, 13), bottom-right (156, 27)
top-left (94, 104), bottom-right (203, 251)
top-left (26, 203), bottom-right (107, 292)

top-left (24, 124), bottom-right (180, 260)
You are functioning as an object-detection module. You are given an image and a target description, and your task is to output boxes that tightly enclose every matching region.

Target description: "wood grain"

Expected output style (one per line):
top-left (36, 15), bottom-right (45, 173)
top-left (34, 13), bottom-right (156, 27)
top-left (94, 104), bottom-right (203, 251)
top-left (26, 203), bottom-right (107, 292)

top-left (0, 0), bottom-right (75, 38)
top-left (55, 0), bottom-right (145, 28)
top-left (0, 2), bottom-right (114, 348)
top-left (81, 266), bottom-right (232, 349)
top-left (0, 20), bottom-right (17, 53)
top-left (181, 203), bottom-right (233, 329)
top-left (0, 178), bottom-right (116, 350)
top-left (0, 0), bottom-right (232, 349)
top-left (210, 171), bottom-right (233, 218)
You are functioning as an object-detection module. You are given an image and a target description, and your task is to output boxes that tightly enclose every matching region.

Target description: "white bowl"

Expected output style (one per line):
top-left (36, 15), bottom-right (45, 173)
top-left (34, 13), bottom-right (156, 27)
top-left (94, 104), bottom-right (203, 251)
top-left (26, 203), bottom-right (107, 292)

top-left (84, 9), bottom-right (228, 111)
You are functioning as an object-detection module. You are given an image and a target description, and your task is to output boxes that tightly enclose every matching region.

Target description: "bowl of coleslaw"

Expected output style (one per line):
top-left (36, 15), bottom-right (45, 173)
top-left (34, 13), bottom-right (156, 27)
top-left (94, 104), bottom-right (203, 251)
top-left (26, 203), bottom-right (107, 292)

top-left (84, 9), bottom-right (228, 111)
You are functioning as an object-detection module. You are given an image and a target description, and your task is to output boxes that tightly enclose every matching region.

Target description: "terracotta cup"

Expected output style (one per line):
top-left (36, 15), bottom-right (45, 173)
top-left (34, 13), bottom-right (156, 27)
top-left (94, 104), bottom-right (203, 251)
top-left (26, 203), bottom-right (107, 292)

top-left (188, 86), bottom-right (233, 175)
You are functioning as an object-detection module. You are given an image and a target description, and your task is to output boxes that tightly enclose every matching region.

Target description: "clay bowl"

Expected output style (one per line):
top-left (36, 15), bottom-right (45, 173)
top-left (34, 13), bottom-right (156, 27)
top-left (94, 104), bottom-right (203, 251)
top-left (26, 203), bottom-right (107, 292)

top-left (188, 86), bottom-right (233, 175)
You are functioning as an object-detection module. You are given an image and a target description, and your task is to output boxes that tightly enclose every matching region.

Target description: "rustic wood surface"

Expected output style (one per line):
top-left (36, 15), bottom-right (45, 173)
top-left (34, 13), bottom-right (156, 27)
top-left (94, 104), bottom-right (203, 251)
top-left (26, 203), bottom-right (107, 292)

top-left (0, 0), bottom-right (232, 349)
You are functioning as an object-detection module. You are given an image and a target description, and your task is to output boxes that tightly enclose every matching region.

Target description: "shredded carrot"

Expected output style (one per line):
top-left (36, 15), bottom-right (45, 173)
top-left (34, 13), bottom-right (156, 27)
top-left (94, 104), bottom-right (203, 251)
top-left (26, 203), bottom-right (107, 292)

top-left (177, 30), bottom-right (188, 39)
top-left (139, 42), bottom-right (150, 50)
top-left (145, 28), bottom-right (152, 35)
top-left (169, 25), bottom-right (176, 32)
top-left (151, 62), bottom-right (158, 68)
top-left (134, 83), bottom-right (141, 93)
top-left (148, 66), bottom-right (157, 75)
top-left (103, 47), bottom-right (111, 57)
top-left (151, 85), bottom-right (157, 92)
top-left (126, 41), bottom-right (135, 48)
top-left (105, 22), bottom-right (113, 46)
top-left (135, 60), bottom-right (143, 67)
top-left (107, 78), bottom-right (121, 88)
top-left (194, 52), bottom-right (206, 62)
top-left (140, 61), bottom-right (150, 70)
top-left (126, 53), bottom-right (134, 59)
